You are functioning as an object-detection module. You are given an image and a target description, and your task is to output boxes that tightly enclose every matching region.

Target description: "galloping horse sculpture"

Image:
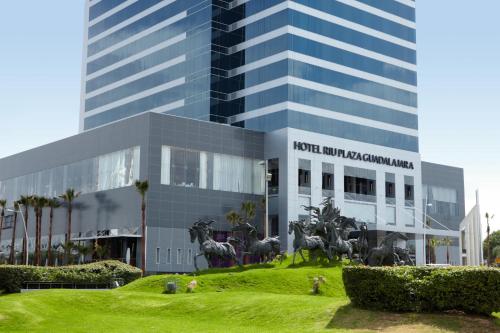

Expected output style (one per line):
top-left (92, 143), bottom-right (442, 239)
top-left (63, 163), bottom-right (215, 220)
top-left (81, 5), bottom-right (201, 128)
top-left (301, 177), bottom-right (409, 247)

top-left (288, 220), bottom-right (330, 264)
top-left (232, 223), bottom-right (281, 263)
top-left (327, 222), bottom-right (353, 261)
top-left (303, 198), bottom-right (357, 261)
top-left (348, 222), bottom-right (369, 262)
top-left (189, 219), bottom-right (239, 271)
top-left (365, 232), bottom-right (408, 266)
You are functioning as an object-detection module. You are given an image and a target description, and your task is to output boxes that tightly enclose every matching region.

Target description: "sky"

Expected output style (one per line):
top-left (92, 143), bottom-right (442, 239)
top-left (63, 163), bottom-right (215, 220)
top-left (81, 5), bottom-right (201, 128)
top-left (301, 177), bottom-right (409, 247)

top-left (0, 1), bottom-right (499, 235)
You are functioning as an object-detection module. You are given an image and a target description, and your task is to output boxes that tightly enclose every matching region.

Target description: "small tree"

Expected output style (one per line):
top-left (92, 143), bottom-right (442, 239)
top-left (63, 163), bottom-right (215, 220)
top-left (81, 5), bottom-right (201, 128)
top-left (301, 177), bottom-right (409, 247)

top-left (9, 201), bottom-right (19, 265)
top-left (75, 243), bottom-right (92, 264)
top-left (0, 199), bottom-right (6, 246)
top-left (59, 189), bottom-right (80, 264)
top-left (94, 244), bottom-right (109, 261)
top-left (429, 238), bottom-right (441, 264)
top-left (46, 198), bottom-right (61, 266)
top-left (240, 201), bottom-right (256, 224)
top-left (18, 195), bottom-right (34, 265)
top-left (135, 180), bottom-right (149, 274)
top-left (32, 196), bottom-right (48, 266)
top-left (493, 245), bottom-right (500, 260)
top-left (485, 213), bottom-right (495, 266)
top-left (226, 210), bottom-right (242, 227)
top-left (441, 237), bottom-right (453, 265)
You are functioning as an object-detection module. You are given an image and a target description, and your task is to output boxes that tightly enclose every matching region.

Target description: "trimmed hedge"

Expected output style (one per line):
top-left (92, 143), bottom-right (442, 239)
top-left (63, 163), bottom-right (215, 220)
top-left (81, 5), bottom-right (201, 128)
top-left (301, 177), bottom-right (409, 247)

top-left (343, 266), bottom-right (500, 315)
top-left (0, 260), bottom-right (142, 293)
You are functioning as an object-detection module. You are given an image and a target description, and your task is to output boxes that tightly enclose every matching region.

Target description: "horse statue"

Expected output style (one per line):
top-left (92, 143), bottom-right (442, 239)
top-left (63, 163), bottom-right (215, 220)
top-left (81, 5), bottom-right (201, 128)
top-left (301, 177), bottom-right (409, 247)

top-left (288, 220), bottom-right (331, 264)
top-left (336, 216), bottom-right (358, 240)
top-left (393, 247), bottom-right (415, 266)
top-left (188, 219), bottom-right (239, 271)
top-left (232, 223), bottom-right (281, 263)
top-left (348, 222), bottom-right (369, 262)
top-left (327, 221), bottom-right (353, 261)
top-left (365, 232), bottom-right (408, 266)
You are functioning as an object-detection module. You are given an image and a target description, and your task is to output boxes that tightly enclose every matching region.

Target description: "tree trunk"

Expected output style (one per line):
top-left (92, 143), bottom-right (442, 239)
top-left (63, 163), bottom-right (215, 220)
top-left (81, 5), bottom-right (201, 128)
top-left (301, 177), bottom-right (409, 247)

top-left (0, 210), bottom-right (4, 247)
top-left (37, 209), bottom-right (43, 266)
top-left (48, 209), bottom-right (53, 266)
top-left (66, 205), bottom-right (72, 265)
top-left (34, 209), bottom-right (39, 266)
top-left (9, 214), bottom-right (17, 265)
top-left (22, 206), bottom-right (29, 265)
top-left (141, 199), bottom-right (146, 274)
top-left (446, 245), bottom-right (450, 265)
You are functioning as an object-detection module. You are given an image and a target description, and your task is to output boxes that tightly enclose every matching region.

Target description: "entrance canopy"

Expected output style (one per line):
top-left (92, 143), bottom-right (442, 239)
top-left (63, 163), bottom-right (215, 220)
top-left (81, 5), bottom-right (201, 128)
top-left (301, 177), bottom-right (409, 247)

top-left (71, 227), bottom-right (141, 241)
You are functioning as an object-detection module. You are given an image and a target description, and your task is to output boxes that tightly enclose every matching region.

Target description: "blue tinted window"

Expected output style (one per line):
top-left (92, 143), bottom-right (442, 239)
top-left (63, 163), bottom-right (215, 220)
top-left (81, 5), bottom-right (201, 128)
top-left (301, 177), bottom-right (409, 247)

top-left (87, 10), bottom-right (212, 74)
top-left (83, 75), bottom-right (211, 127)
top-left (288, 60), bottom-right (417, 107)
top-left (86, 30), bottom-right (211, 93)
top-left (244, 110), bottom-right (419, 152)
top-left (355, 0), bottom-right (415, 21)
top-left (89, 0), bottom-right (167, 38)
top-left (289, 35), bottom-right (416, 85)
top-left (88, 0), bottom-right (203, 56)
top-left (288, 85), bottom-right (418, 129)
top-left (293, 0), bottom-right (416, 42)
top-left (289, 10), bottom-right (416, 64)
top-left (85, 54), bottom-right (213, 111)
top-left (89, 0), bottom-right (128, 21)
top-left (226, 34), bottom-right (416, 86)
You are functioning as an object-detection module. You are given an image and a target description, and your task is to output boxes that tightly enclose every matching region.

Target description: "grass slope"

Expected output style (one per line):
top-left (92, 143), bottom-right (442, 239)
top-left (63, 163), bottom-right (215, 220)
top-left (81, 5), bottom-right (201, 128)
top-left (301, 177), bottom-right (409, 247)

top-left (121, 261), bottom-right (345, 297)
top-left (0, 260), bottom-right (499, 333)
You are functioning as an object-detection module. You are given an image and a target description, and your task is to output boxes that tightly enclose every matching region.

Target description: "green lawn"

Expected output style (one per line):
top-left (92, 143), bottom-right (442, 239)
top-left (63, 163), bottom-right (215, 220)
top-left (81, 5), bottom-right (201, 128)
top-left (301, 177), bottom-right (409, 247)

top-left (0, 261), bottom-right (499, 333)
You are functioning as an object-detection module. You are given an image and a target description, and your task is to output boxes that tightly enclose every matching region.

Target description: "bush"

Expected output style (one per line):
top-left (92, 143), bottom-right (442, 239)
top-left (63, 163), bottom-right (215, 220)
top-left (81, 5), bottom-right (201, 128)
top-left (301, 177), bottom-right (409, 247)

top-left (343, 266), bottom-right (500, 315)
top-left (0, 260), bottom-right (142, 293)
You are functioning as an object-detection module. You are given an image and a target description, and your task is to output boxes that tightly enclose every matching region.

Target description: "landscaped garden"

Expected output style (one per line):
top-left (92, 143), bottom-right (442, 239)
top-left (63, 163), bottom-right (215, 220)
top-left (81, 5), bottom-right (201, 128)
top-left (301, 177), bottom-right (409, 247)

top-left (0, 259), bottom-right (499, 333)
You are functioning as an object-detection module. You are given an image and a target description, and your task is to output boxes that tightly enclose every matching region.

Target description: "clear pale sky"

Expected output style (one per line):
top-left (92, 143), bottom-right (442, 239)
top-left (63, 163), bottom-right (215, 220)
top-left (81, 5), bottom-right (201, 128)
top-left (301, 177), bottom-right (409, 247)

top-left (0, 1), bottom-right (499, 235)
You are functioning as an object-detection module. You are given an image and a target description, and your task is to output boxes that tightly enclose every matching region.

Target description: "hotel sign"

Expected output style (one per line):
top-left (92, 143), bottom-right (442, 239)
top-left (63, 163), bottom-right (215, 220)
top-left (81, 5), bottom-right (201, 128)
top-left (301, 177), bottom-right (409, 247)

top-left (293, 141), bottom-right (414, 170)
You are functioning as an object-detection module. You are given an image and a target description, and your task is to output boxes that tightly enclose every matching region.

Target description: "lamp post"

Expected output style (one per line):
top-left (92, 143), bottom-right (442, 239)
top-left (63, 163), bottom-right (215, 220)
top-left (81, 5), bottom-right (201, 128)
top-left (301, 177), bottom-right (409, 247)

top-left (423, 197), bottom-right (432, 265)
top-left (259, 160), bottom-right (273, 238)
top-left (7, 204), bottom-right (29, 266)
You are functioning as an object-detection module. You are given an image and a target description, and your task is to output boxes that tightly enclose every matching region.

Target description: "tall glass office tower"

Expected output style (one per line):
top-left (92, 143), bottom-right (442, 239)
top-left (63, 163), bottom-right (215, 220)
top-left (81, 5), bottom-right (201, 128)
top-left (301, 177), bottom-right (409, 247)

top-left (81, 0), bottom-right (418, 153)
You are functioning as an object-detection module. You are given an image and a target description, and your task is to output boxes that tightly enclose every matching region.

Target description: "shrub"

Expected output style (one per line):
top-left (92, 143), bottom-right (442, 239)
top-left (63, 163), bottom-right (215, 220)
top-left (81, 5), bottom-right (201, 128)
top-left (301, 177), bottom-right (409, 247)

top-left (0, 260), bottom-right (142, 293)
top-left (343, 266), bottom-right (500, 315)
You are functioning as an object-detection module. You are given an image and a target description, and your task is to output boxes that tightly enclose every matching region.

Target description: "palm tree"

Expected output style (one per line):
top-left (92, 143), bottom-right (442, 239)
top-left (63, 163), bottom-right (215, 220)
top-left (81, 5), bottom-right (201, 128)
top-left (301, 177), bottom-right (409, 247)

top-left (94, 243), bottom-right (109, 261)
top-left (18, 195), bottom-right (33, 265)
top-left (46, 198), bottom-right (60, 266)
top-left (441, 237), bottom-right (453, 265)
top-left (135, 180), bottom-right (149, 274)
top-left (59, 189), bottom-right (80, 264)
top-left (9, 201), bottom-right (19, 265)
top-left (75, 243), bottom-right (92, 264)
top-left (226, 210), bottom-right (242, 238)
top-left (429, 238), bottom-right (441, 264)
top-left (240, 201), bottom-right (256, 224)
top-left (493, 245), bottom-right (500, 261)
top-left (0, 199), bottom-right (6, 246)
top-left (226, 210), bottom-right (242, 227)
top-left (33, 196), bottom-right (48, 266)
top-left (485, 213), bottom-right (494, 266)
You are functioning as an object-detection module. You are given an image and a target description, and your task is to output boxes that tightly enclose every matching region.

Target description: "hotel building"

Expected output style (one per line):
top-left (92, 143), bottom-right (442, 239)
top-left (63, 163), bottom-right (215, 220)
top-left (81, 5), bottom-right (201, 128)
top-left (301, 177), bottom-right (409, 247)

top-left (0, 0), bottom-right (468, 271)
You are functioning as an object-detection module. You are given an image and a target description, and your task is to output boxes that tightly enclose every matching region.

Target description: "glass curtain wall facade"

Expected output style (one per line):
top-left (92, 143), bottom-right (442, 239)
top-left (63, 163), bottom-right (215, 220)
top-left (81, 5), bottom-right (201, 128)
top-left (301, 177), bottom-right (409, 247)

top-left (0, 147), bottom-right (140, 204)
top-left (81, 0), bottom-right (418, 153)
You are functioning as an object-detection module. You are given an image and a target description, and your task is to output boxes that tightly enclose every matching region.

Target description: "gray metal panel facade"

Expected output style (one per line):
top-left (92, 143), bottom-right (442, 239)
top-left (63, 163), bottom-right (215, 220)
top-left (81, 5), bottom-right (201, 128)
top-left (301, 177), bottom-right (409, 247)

top-left (0, 113), bottom-right (265, 272)
top-left (421, 161), bottom-right (465, 231)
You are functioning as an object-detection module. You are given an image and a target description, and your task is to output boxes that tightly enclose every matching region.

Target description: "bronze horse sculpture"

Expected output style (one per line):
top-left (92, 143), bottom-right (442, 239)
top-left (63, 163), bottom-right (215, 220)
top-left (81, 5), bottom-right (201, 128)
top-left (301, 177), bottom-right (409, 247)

top-left (288, 220), bottom-right (331, 264)
top-left (189, 219), bottom-right (239, 271)
top-left (348, 222), bottom-right (369, 262)
top-left (365, 232), bottom-right (408, 266)
top-left (232, 222), bottom-right (281, 263)
top-left (303, 198), bottom-right (358, 261)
